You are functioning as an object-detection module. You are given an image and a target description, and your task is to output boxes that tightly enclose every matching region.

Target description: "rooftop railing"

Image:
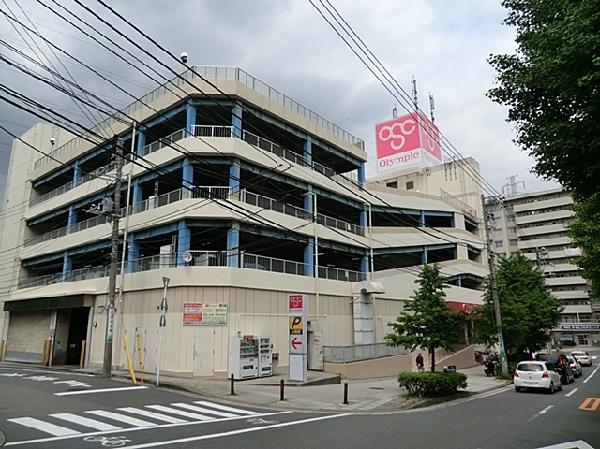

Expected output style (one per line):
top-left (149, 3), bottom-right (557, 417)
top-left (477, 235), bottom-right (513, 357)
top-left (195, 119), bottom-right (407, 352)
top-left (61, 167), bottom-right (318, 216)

top-left (323, 343), bottom-right (408, 363)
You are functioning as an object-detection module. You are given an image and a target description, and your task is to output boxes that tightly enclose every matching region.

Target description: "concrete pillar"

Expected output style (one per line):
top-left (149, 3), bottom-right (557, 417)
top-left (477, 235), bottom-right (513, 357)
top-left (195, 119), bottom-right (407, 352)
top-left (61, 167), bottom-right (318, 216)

top-left (353, 292), bottom-right (375, 345)
top-left (232, 102), bottom-right (243, 139)
top-left (304, 187), bottom-right (313, 215)
top-left (229, 160), bottom-right (241, 193)
top-left (304, 238), bottom-right (315, 277)
top-left (136, 130), bottom-right (146, 157)
top-left (132, 179), bottom-right (142, 211)
top-left (227, 223), bottom-right (240, 267)
top-left (186, 100), bottom-right (197, 136)
top-left (177, 221), bottom-right (190, 267)
top-left (454, 213), bottom-right (465, 230)
top-left (126, 234), bottom-right (139, 273)
top-left (421, 246), bottom-right (428, 265)
top-left (72, 160), bottom-right (81, 188)
top-left (358, 163), bottom-right (366, 186)
top-left (359, 205), bottom-right (368, 229)
top-left (303, 137), bottom-right (312, 167)
top-left (182, 158), bottom-right (193, 197)
top-left (360, 254), bottom-right (369, 274)
top-left (67, 205), bottom-right (77, 231)
top-left (61, 251), bottom-right (72, 282)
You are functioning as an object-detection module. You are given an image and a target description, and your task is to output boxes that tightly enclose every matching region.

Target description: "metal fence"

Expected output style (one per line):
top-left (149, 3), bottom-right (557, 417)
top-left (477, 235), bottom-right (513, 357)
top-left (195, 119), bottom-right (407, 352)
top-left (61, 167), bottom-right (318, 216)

top-left (141, 128), bottom-right (186, 157)
top-left (318, 266), bottom-right (365, 282)
top-left (240, 190), bottom-right (310, 220)
top-left (192, 125), bottom-right (233, 138)
top-left (242, 253), bottom-right (307, 276)
top-left (323, 343), bottom-right (408, 363)
top-left (242, 130), bottom-right (306, 166)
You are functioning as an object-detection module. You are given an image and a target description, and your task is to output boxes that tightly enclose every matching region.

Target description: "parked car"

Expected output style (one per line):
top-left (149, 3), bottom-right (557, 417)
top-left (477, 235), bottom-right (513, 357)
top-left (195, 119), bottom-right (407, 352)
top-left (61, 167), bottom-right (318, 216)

top-left (571, 351), bottom-right (592, 367)
top-left (566, 355), bottom-right (582, 378)
top-left (534, 352), bottom-right (575, 384)
top-left (514, 361), bottom-right (562, 393)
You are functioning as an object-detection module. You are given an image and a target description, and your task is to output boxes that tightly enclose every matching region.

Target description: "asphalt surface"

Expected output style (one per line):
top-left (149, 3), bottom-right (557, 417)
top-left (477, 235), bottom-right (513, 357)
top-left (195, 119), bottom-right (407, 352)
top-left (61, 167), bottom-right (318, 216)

top-left (1, 354), bottom-right (599, 449)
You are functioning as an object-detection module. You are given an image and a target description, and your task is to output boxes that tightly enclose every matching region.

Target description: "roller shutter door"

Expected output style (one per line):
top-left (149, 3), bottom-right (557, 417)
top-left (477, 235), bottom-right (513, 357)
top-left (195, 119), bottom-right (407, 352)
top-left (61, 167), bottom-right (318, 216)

top-left (5, 310), bottom-right (52, 362)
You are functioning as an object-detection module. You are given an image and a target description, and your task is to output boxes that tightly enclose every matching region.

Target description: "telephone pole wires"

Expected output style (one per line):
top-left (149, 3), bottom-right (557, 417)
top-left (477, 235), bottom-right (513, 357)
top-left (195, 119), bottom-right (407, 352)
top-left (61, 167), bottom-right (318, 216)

top-left (102, 138), bottom-right (124, 378)
top-left (481, 195), bottom-right (509, 375)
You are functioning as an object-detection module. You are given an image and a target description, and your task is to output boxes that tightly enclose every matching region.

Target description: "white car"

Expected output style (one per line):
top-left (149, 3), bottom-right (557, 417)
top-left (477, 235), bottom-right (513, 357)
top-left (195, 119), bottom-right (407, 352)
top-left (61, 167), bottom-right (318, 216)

top-left (566, 355), bottom-right (582, 377)
top-left (571, 351), bottom-right (592, 367)
top-left (514, 361), bottom-right (562, 393)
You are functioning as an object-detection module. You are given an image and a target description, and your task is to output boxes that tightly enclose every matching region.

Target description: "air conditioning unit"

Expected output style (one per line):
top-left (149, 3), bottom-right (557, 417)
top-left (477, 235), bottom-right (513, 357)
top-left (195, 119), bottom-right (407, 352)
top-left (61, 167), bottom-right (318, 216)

top-left (147, 196), bottom-right (156, 210)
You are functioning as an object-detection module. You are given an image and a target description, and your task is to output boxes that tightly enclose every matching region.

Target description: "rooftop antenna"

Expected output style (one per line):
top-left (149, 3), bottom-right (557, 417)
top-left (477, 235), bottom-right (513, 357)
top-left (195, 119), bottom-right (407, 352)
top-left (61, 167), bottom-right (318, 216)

top-left (411, 76), bottom-right (418, 110)
top-left (428, 92), bottom-right (435, 123)
top-left (392, 104), bottom-right (398, 118)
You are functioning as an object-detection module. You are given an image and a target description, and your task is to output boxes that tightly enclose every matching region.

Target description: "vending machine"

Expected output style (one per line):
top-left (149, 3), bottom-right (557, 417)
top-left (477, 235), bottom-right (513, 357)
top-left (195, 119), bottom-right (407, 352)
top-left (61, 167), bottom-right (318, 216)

top-left (228, 336), bottom-right (258, 380)
top-left (257, 336), bottom-right (273, 377)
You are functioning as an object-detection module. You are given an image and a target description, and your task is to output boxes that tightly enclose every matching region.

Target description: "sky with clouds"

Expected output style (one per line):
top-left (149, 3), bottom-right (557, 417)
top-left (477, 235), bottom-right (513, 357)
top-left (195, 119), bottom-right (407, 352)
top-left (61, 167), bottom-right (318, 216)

top-left (0, 0), bottom-right (560, 206)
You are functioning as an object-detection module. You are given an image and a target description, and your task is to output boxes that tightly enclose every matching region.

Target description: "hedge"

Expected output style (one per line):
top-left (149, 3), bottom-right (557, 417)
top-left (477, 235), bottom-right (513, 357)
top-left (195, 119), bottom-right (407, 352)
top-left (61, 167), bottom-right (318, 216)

top-left (397, 372), bottom-right (468, 397)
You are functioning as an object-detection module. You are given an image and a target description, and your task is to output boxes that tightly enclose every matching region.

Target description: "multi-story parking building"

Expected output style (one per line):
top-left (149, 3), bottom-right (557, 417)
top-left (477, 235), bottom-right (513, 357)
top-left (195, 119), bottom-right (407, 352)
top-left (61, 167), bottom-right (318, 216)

top-left (0, 67), bottom-right (485, 377)
top-left (487, 188), bottom-right (599, 346)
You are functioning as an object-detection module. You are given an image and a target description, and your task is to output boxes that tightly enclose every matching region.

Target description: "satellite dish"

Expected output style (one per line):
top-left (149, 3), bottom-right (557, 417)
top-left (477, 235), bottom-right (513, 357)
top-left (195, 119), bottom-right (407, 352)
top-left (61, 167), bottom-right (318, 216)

top-left (183, 251), bottom-right (193, 263)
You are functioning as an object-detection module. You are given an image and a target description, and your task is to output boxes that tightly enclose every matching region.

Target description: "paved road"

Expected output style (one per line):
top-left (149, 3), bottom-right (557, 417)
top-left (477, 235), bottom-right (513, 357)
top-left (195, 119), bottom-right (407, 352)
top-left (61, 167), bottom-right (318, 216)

top-left (1, 355), bottom-right (599, 449)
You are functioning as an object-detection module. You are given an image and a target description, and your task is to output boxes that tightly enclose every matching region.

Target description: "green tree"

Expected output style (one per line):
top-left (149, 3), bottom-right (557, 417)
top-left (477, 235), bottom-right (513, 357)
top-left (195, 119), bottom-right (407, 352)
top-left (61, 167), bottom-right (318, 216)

top-left (385, 264), bottom-right (460, 372)
top-left (488, 0), bottom-right (600, 198)
top-left (569, 193), bottom-right (600, 299)
top-left (474, 254), bottom-right (562, 358)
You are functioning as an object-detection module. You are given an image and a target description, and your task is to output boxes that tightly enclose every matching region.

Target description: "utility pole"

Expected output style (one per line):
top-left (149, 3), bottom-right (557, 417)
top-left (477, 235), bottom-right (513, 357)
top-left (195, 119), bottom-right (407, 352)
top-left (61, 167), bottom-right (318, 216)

top-left (102, 138), bottom-right (124, 378)
top-left (481, 195), bottom-right (509, 375)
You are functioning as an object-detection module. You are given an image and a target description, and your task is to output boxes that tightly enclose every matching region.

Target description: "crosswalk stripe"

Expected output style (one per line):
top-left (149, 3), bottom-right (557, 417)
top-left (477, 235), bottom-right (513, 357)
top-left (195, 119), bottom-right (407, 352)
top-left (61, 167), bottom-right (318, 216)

top-left (145, 405), bottom-right (215, 421)
top-left (7, 417), bottom-right (80, 437)
top-left (85, 410), bottom-right (157, 427)
top-left (117, 407), bottom-right (188, 424)
top-left (50, 413), bottom-right (123, 431)
top-left (194, 400), bottom-right (255, 415)
top-left (170, 403), bottom-right (237, 418)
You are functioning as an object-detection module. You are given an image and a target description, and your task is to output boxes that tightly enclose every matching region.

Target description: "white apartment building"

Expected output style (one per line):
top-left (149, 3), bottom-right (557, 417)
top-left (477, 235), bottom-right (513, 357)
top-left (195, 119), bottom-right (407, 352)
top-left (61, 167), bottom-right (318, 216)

top-left (488, 188), bottom-right (599, 346)
top-left (0, 67), bottom-right (486, 377)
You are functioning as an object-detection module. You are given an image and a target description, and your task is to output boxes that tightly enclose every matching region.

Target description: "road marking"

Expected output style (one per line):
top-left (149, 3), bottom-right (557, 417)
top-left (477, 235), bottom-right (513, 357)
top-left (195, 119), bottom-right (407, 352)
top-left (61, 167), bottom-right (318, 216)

top-left (122, 413), bottom-right (351, 449)
top-left (145, 405), bottom-right (215, 421)
top-left (476, 385), bottom-right (513, 399)
top-left (582, 364), bottom-right (600, 384)
top-left (194, 400), bottom-right (256, 415)
top-left (565, 388), bottom-right (578, 397)
top-left (49, 413), bottom-right (122, 431)
top-left (170, 403), bottom-right (237, 418)
top-left (539, 405), bottom-right (554, 414)
top-left (117, 407), bottom-right (187, 424)
top-left (578, 397), bottom-right (600, 412)
top-left (6, 417), bottom-right (79, 437)
top-left (535, 441), bottom-right (594, 449)
top-left (85, 411), bottom-right (157, 427)
top-left (4, 412), bottom-right (288, 446)
top-left (54, 386), bottom-right (147, 396)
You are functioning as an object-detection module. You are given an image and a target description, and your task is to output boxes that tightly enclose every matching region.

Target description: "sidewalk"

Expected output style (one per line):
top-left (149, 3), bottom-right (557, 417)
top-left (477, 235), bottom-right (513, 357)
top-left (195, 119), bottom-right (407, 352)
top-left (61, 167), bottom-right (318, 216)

top-left (81, 364), bottom-right (510, 413)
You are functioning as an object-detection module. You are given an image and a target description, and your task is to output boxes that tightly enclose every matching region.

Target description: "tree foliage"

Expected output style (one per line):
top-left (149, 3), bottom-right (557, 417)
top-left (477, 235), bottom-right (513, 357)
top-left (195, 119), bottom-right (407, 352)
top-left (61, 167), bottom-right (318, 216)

top-left (385, 264), bottom-right (460, 371)
top-left (474, 254), bottom-right (562, 357)
top-left (569, 193), bottom-right (600, 299)
top-left (488, 0), bottom-right (600, 197)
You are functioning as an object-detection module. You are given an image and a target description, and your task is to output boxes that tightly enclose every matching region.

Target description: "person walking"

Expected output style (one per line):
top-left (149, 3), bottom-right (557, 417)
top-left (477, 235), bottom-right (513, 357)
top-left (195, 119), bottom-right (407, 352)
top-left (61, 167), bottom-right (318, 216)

top-left (416, 352), bottom-right (425, 372)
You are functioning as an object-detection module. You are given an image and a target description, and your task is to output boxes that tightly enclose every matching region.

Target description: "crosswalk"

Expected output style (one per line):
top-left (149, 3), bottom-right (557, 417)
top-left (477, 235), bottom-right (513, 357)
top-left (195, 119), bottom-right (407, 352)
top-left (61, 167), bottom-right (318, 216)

top-left (7, 400), bottom-right (258, 438)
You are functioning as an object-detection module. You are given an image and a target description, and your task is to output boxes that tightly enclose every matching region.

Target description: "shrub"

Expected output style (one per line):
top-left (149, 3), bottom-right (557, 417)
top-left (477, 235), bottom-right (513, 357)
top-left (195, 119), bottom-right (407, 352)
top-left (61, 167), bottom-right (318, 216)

top-left (397, 372), bottom-right (468, 397)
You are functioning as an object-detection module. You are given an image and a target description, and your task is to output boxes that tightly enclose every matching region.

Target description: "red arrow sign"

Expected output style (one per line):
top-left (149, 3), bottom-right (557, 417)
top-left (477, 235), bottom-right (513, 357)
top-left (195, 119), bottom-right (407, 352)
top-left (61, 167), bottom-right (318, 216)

top-left (291, 337), bottom-right (302, 350)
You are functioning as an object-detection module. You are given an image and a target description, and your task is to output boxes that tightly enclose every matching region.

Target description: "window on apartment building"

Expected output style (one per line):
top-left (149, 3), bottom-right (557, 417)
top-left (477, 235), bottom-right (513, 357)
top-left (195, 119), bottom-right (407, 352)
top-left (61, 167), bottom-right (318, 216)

top-left (406, 181), bottom-right (414, 190)
top-left (386, 181), bottom-right (398, 189)
top-left (495, 240), bottom-right (503, 248)
top-left (509, 239), bottom-right (518, 246)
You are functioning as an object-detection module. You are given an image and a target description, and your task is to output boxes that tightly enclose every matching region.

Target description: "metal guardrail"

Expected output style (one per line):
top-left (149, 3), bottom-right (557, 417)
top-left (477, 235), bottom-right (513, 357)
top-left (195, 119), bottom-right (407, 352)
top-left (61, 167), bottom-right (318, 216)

top-left (141, 128), bottom-right (186, 157)
top-left (316, 213), bottom-right (364, 236)
top-left (318, 266), bottom-right (366, 282)
top-left (323, 343), bottom-right (408, 363)
top-left (242, 252), bottom-right (308, 276)
top-left (240, 190), bottom-right (310, 220)
top-left (192, 125), bottom-right (233, 138)
top-left (242, 130), bottom-right (306, 166)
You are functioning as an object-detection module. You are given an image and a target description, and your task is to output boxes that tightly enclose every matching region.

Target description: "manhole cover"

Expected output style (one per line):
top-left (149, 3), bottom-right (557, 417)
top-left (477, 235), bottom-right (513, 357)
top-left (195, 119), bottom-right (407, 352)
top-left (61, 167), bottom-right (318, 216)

top-left (369, 387), bottom-right (385, 390)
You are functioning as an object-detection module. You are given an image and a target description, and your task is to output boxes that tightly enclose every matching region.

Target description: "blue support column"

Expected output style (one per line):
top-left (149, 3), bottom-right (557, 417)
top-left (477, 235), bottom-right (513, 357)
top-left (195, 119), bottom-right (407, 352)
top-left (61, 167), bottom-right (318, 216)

top-left (132, 179), bottom-right (142, 211)
top-left (303, 137), bottom-right (312, 167)
top-left (136, 130), bottom-right (146, 157)
top-left (182, 158), bottom-right (193, 197)
top-left (361, 254), bottom-right (369, 274)
top-left (72, 160), bottom-right (81, 188)
top-left (358, 162), bottom-right (366, 186)
top-left (232, 103), bottom-right (242, 139)
top-left (419, 210), bottom-right (426, 228)
top-left (304, 238), bottom-right (315, 277)
top-left (229, 160), bottom-right (240, 193)
top-left (186, 100), bottom-right (197, 136)
top-left (304, 186), bottom-right (313, 215)
top-left (177, 221), bottom-right (191, 267)
top-left (67, 205), bottom-right (77, 232)
top-left (126, 234), bottom-right (139, 273)
top-left (359, 205), bottom-right (368, 229)
top-left (421, 246), bottom-right (428, 265)
top-left (227, 223), bottom-right (240, 267)
top-left (61, 251), bottom-right (72, 282)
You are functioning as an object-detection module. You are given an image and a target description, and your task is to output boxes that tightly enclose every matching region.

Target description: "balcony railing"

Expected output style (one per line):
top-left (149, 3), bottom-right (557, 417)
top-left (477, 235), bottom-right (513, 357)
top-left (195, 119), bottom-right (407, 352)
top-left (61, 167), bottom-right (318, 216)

top-left (318, 266), bottom-right (366, 282)
top-left (240, 190), bottom-right (310, 220)
top-left (323, 343), bottom-right (408, 363)
top-left (141, 128), bottom-right (187, 157)
top-left (242, 253), bottom-right (307, 276)
top-left (192, 125), bottom-right (233, 138)
top-left (316, 213), bottom-right (365, 236)
top-left (242, 130), bottom-right (306, 166)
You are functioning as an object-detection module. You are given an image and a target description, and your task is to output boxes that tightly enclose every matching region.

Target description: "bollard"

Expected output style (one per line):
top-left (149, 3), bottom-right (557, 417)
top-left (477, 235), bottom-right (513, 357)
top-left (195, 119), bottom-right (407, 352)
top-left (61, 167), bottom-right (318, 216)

top-left (279, 379), bottom-right (285, 401)
top-left (343, 382), bottom-right (349, 405)
top-left (230, 374), bottom-right (235, 396)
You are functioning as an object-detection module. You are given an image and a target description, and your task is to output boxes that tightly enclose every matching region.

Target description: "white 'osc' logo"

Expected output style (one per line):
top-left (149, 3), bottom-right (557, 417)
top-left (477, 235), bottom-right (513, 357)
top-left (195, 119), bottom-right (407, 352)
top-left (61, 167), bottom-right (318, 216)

top-left (378, 119), bottom-right (416, 151)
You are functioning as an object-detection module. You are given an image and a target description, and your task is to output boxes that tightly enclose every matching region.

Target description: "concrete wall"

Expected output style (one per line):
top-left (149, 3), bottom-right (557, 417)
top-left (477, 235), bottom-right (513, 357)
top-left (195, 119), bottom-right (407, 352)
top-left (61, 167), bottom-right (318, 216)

top-left (324, 353), bottom-right (413, 380)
